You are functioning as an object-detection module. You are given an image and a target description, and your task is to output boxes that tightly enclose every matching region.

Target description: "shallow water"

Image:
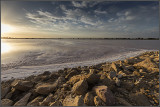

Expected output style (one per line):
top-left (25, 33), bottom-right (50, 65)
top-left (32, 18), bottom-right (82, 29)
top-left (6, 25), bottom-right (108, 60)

top-left (1, 39), bottom-right (159, 81)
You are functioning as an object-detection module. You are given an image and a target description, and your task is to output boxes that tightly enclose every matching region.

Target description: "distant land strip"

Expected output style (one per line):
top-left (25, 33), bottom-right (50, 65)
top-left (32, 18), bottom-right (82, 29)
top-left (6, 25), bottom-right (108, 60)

top-left (1, 37), bottom-right (159, 40)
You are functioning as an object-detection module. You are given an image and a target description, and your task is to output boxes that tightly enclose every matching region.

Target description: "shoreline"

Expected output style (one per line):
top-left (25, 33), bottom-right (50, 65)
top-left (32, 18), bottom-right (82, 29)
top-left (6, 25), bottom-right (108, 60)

top-left (1, 51), bottom-right (159, 106)
top-left (1, 49), bottom-right (156, 81)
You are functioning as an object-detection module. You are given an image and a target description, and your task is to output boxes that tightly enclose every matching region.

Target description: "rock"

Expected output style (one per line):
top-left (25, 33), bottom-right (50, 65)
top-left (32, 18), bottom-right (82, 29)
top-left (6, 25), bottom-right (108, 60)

top-left (93, 85), bottom-right (115, 106)
top-left (134, 57), bottom-right (158, 70)
top-left (129, 92), bottom-right (151, 106)
top-left (116, 97), bottom-right (132, 106)
top-left (49, 100), bottom-right (62, 106)
top-left (110, 62), bottom-right (119, 72)
top-left (63, 95), bottom-right (85, 106)
top-left (86, 73), bottom-right (100, 85)
top-left (89, 69), bottom-right (96, 74)
top-left (1, 86), bottom-right (11, 98)
top-left (39, 93), bottom-right (55, 106)
top-left (115, 78), bottom-right (121, 86)
top-left (84, 92), bottom-right (95, 106)
top-left (42, 71), bottom-right (51, 75)
top-left (1, 99), bottom-right (13, 106)
top-left (27, 96), bottom-right (44, 106)
top-left (11, 80), bottom-right (34, 91)
top-left (94, 96), bottom-right (106, 106)
top-left (108, 71), bottom-right (117, 79)
top-left (117, 71), bottom-right (126, 79)
top-left (65, 70), bottom-right (79, 79)
top-left (68, 74), bottom-right (84, 85)
top-left (14, 92), bottom-right (32, 106)
top-left (35, 83), bottom-right (57, 95)
top-left (72, 79), bottom-right (88, 95)
top-left (133, 71), bottom-right (140, 76)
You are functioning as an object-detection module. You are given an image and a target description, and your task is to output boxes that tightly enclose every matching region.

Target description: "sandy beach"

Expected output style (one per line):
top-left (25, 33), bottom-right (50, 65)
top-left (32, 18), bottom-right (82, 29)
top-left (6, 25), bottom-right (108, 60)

top-left (1, 51), bottom-right (159, 106)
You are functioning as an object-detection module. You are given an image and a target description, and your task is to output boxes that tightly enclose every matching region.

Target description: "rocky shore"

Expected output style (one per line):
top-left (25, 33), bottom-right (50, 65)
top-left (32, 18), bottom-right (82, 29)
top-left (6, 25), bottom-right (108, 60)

top-left (1, 51), bottom-right (159, 106)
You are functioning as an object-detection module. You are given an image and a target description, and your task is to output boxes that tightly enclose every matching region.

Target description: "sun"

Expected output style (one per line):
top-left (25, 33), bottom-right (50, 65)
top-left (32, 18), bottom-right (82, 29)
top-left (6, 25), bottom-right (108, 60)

top-left (1, 24), bottom-right (12, 33)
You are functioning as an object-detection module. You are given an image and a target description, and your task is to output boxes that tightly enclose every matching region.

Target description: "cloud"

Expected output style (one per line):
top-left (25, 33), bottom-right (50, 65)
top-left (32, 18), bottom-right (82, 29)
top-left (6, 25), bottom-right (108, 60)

top-left (72, 1), bottom-right (87, 8)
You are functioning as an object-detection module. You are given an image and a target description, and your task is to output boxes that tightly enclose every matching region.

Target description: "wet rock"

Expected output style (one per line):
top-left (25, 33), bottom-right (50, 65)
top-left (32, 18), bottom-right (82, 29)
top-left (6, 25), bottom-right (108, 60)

top-left (1, 86), bottom-right (11, 98)
top-left (84, 92), bottom-right (95, 106)
top-left (93, 85), bottom-right (115, 106)
top-left (14, 92), bottom-right (32, 106)
top-left (1, 99), bottom-right (13, 106)
top-left (39, 93), bottom-right (55, 106)
top-left (129, 92), bottom-right (151, 106)
top-left (11, 80), bottom-right (34, 91)
top-left (27, 96), bottom-right (44, 106)
top-left (72, 79), bottom-right (88, 95)
top-left (94, 96), bottom-right (106, 106)
top-left (116, 97), bottom-right (132, 106)
top-left (42, 71), bottom-right (51, 75)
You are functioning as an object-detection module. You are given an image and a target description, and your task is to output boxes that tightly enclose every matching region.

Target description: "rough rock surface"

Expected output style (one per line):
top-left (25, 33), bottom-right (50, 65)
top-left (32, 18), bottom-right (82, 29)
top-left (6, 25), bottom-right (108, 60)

top-left (1, 99), bottom-right (13, 106)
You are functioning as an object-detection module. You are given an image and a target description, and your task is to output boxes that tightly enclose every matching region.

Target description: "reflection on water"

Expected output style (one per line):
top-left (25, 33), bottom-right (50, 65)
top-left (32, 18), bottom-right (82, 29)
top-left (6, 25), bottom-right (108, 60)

top-left (1, 41), bottom-right (12, 54)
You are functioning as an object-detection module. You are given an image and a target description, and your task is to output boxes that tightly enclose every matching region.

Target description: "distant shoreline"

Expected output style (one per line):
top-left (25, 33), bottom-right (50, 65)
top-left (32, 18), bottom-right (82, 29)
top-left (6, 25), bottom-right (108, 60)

top-left (1, 38), bottom-right (159, 40)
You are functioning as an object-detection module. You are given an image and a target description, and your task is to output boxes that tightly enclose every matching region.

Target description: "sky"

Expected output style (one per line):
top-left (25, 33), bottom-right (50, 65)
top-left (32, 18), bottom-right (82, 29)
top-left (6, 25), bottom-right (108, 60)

top-left (1, 1), bottom-right (159, 38)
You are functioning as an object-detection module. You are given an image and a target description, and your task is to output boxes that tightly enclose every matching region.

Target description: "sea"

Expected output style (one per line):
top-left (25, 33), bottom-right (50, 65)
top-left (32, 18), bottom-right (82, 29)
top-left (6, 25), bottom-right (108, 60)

top-left (1, 39), bottom-right (159, 81)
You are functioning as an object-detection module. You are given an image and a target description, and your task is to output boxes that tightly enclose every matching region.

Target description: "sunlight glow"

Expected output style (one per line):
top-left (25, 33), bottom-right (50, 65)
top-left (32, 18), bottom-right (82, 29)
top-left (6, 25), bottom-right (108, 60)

top-left (1, 41), bottom-right (12, 53)
top-left (1, 24), bottom-right (13, 33)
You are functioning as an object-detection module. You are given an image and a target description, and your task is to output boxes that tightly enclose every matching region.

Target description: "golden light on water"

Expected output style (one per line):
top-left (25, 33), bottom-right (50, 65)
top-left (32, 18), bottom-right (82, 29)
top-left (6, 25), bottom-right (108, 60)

top-left (1, 24), bottom-right (13, 33)
top-left (1, 42), bottom-right (12, 54)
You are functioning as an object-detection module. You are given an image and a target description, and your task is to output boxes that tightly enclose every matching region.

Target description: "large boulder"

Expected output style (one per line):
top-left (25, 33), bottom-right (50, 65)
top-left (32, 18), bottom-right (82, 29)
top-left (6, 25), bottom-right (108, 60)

top-left (27, 96), bottom-right (44, 106)
top-left (72, 79), bottom-right (88, 95)
top-left (35, 78), bottom-right (60, 95)
top-left (85, 73), bottom-right (100, 85)
top-left (93, 85), bottom-right (115, 106)
top-left (11, 80), bottom-right (34, 91)
top-left (39, 93), bottom-right (55, 106)
top-left (1, 99), bottom-right (13, 106)
top-left (1, 86), bottom-right (11, 98)
top-left (129, 92), bottom-right (151, 106)
top-left (84, 92), bottom-right (95, 106)
top-left (67, 74), bottom-right (84, 85)
top-left (63, 95), bottom-right (85, 106)
top-left (14, 92), bottom-right (32, 106)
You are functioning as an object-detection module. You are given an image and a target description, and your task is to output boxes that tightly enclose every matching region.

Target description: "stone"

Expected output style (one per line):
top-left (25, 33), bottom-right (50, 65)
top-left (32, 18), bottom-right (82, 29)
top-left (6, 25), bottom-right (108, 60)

top-left (27, 96), bottom-right (44, 106)
top-left (109, 71), bottom-right (117, 79)
top-left (93, 85), bottom-right (115, 106)
top-left (49, 100), bottom-right (62, 106)
top-left (35, 83), bottom-right (57, 95)
top-left (118, 71), bottom-right (126, 79)
top-left (129, 92), bottom-right (151, 106)
top-left (72, 79), bottom-right (88, 95)
top-left (39, 93), bottom-right (55, 106)
top-left (65, 70), bottom-right (79, 79)
top-left (86, 73), bottom-right (100, 85)
top-left (110, 62), bottom-right (119, 72)
top-left (68, 74), bottom-right (84, 85)
top-left (14, 92), bottom-right (32, 106)
top-left (115, 78), bottom-right (121, 86)
top-left (11, 80), bottom-right (34, 91)
top-left (134, 57), bottom-right (158, 70)
top-left (84, 92), bottom-right (95, 106)
top-left (63, 95), bottom-right (85, 106)
top-left (116, 97), bottom-right (132, 106)
top-left (42, 71), bottom-right (51, 75)
top-left (94, 96), bottom-right (106, 106)
top-left (1, 99), bottom-right (13, 106)
top-left (1, 86), bottom-right (11, 98)
top-left (89, 69), bottom-right (96, 74)
top-left (133, 71), bottom-right (140, 76)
